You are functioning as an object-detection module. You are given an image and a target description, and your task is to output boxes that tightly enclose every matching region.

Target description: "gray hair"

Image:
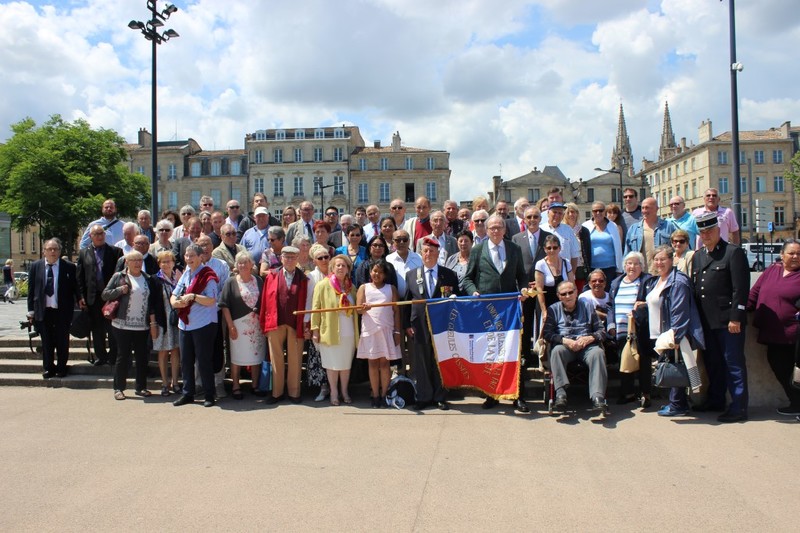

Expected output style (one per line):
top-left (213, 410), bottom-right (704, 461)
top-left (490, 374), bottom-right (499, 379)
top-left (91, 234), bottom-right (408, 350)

top-left (43, 238), bottom-right (62, 252)
top-left (155, 219), bottom-right (174, 231)
top-left (653, 244), bottom-right (674, 260)
top-left (137, 209), bottom-right (152, 219)
top-left (180, 205), bottom-right (196, 216)
top-left (185, 244), bottom-right (204, 257)
top-left (122, 221), bottom-right (140, 234)
top-left (125, 250), bottom-right (143, 262)
top-left (268, 226), bottom-right (285, 240)
top-left (234, 250), bottom-right (252, 265)
top-left (292, 235), bottom-right (312, 247)
top-left (623, 251), bottom-right (646, 267)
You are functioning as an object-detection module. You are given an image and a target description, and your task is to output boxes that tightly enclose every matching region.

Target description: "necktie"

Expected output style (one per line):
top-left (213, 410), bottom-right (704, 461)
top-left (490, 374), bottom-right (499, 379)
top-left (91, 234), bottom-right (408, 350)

top-left (493, 246), bottom-right (504, 272)
top-left (427, 269), bottom-right (436, 296)
top-left (520, 220), bottom-right (526, 232)
top-left (530, 233), bottom-right (537, 258)
top-left (373, 223), bottom-right (379, 237)
top-left (45, 264), bottom-right (54, 297)
top-left (94, 248), bottom-right (104, 287)
top-left (305, 222), bottom-right (312, 237)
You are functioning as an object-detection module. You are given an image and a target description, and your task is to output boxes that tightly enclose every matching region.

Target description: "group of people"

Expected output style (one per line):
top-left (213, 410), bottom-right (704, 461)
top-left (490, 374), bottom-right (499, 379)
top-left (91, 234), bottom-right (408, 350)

top-left (22, 190), bottom-right (800, 422)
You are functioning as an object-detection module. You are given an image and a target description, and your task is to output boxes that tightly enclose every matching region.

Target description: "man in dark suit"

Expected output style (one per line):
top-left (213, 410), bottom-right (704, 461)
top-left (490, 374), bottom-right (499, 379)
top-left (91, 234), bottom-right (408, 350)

top-left (171, 216), bottom-right (202, 271)
top-left (76, 224), bottom-right (124, 366)
top-left (404, 236), bottom-right (461, 411)
top-left (27, 238), bottom-right (80, 378)
top-left (505, 197), bottom-right (531, 239)
top-left (511, 205), bottom-right (552, 367)
top-left (691, 212), bottom-right (750, 423)
top-left (116, 234), bottom-right (158, 275)
top-left (464, 214), bottom-right (531, 412)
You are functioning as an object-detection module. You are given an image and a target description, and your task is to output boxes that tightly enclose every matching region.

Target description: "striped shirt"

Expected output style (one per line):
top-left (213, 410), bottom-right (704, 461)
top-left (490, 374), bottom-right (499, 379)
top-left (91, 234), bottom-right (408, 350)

top-left (612, 279), bottom-right (641, 337)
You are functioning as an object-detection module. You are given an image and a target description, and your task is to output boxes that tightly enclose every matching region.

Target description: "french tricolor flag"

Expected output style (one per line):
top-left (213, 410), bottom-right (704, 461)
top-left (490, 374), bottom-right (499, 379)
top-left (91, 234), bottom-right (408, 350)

top-left (426, 293), bottom-right (521, 400)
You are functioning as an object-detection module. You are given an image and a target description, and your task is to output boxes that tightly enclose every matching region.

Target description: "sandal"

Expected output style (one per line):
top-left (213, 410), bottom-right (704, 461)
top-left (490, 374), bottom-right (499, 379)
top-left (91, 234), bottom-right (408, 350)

top-left (330, 398), bottom-right (340, 406)
top-left (135, 389), bottom-right (152, 398)
top-left (114, 390), bottom-right (126, 401)
top-left (232, 389), bottom-right (244, 400)
top-left (343, 396), bottom-right (353, 404)
top-left (160, 386), bottom-right (170, 397)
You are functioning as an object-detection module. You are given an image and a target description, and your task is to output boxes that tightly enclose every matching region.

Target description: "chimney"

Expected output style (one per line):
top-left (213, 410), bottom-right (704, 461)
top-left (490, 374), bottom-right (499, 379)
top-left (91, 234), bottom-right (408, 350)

top-left (138, 128), bottom-right (152, 148)
top-left (391, 131), bottom-right (401, 152)
top-left (373, 140), bottom-right (381, 149)
top-left (698, 119), bottom-right (712, 144)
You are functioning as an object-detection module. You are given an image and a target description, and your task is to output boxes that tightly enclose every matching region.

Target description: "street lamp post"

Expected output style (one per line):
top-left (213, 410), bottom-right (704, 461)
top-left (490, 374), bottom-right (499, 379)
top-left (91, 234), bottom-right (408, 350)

top-left (129, 1), bottom-right (179, 219)
top-left (314, 177), bottom-right (337, 220)
top-left (594, 167), bottom-right (623, 204)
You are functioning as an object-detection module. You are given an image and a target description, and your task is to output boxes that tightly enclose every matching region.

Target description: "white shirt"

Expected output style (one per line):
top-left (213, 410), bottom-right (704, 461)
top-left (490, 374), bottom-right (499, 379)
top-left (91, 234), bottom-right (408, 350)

top-left (541, 222), bottom-right (580, 262)
top-left (488, 240), bottom-right (507, 271)
top-left (387, 250), bottom-right (423, 297)
top-left (114, 240), bottom-right (134, 255)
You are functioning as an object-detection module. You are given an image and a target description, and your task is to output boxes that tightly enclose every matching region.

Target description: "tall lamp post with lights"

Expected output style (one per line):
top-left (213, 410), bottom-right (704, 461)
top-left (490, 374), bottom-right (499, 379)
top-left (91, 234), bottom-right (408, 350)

top-left (129, 1), bottom-right (179, 219)
top-left (314, 177), bottom-right (338, 220)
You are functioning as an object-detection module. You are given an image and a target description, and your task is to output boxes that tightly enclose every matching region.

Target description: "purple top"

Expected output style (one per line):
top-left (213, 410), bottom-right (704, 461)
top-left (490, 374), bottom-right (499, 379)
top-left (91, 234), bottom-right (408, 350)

top-left (747, 263), bottom-right (800, 345)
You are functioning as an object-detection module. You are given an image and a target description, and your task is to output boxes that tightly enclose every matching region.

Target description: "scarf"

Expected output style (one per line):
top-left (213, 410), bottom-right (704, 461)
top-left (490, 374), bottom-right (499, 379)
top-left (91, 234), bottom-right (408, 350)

top-left (328, 272), bottom-right (353, 315)
top-left (176, 266), bottom-right (219, 325)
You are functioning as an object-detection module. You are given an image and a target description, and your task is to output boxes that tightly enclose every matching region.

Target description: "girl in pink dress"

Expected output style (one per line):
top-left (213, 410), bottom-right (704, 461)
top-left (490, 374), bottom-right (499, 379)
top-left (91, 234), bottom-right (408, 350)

top-left (356, 260), bottom-right (401, 408)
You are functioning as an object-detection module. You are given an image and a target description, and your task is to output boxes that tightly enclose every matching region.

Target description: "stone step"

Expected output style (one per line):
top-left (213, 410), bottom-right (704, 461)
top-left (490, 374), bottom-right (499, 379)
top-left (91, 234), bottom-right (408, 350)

top-left (0, 373), bottom-right (158, 390)
top-left (0, 359), bottom-right (161, 377)
top-left (0, 337), bottom-right (91, 348)
top-left (0, 346), bottom-right (96, 361)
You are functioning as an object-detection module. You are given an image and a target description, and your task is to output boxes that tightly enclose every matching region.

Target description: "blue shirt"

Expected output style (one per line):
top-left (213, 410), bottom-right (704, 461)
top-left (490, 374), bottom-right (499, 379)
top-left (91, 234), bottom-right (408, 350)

top-left (79, 218), bottom-right (124, 249)
top-left (240, 225), bottom-right (270, 265)
top-left (589, 229), bottom-right (616, 269)
top-left (173, 267), bottom-right (219, 331)
top-left (668, 211), bottom-right (699, 250)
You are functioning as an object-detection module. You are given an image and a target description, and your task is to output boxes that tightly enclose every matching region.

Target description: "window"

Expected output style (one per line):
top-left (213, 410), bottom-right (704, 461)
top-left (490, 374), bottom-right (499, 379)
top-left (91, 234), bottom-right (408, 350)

top-left (426, 181), bottom-right (437, 203)
top-left (191, 190), bottom-right (201, 208)
top-left (667, 168), bottom-right (672, 179)
top-left (314, 148), bottom-right (323, 162)
top-left (426, 157), bottom-right (435, 170)
top-left (31, 233), bottom-right (37, 254)
top-left (313, 177), bottom-right (323, 196)
top-left (254, 130), bottom-right (267, 140)
top-left (775, 206), bottom-right (785, 226)
top-left (773, 150), bottom-right (784, 164)
top-left (774, 175), bottom-right (785, 192)
top-left (754, 150), bottom-right (764, 164)
top-left (273, 149), bottom-right (283, 163)
top-left (273, 177), bottom-right (283, 196)
top-left (380, 158), bottom-right (388, 171)
top-left (210, 161), bottom-right (221, 176)
top-left (293, 176), bottom-right (304, 196)
top-left (675, 164), bottom-right (679, 177)
top-left (379, 182), bottom-right (390, 203)
top-left (295, 130), bottom-right (305, 140)
top-left (611, 189), bottom-right (619, 203)
top-left (740, 176), bottom-right (747, 194)
top-left (405, 157), bottom-right (413, 170)
top-left (315, 129), bottom-right (325, 139)
top-left (294, 148), bottom-right (303, 163)
top-left (136, 165), bottom-right (145, 175)
top-left (691, 180), bottom-right (697, 198)
top-left (276, 130), bottom-right (286, 140)
top-left (333, 175), bottom-right (344, 195)
top-left (254, 178), bottom-right (264, 194)
top-left (739, 150), bottom-right (746, 165)
top-left (358, 183), bottom-right (368, 203)
top-left (168, 191), bottom-right (178, 209)
top-left (254, 150), bottom-right (263, 164)
top-left (358, 158), bottom-right (367, 171)
top-left (586, 188), bottom-right (594, 203)
top-left (210, 189), bottom-right (221, 207)
top-left (231, 188), bottom-right (241, 203)
top-left (662, 192), bottom-right (667, 208)
top-left (683, 183), bottom-right (689, 199)
top-left (504, 190), bottom-right (511, 202)
top-left (741, 208), bottom-right (748, 228)
top-left (718, 177), bottom-right (729, 194)
top-left (168, 163), bottom-right (177, 180)
top-left (333, 147), bottom-right (343, 162)
top-left (755, 176), bottom-right (765, 193)
top-left (718, 151), bottom-right (728, 165)
top-left (528, 188), bottom-right (540, 202)
top-left (683, 161), bottom-right (688, 174)
top-left (334, 128), bottom-right (345, 139)
top-left (19, 231), bottom-right (24, 253)
top-left (691, 157), bottom-right (696, 171)
top-left (230, 160), bottom-right (241, 175)
top-left (191, 162), bottom-right (201, 177)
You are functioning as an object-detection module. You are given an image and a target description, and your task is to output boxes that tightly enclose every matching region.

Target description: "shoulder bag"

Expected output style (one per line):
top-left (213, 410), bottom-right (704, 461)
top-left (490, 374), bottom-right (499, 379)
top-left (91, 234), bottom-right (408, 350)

top-left (619, 314), bottom-right (640, 373)
top-left (652, 349), bottom-right (690, 388)
top-left (102, 273), bottom-right (127, 320)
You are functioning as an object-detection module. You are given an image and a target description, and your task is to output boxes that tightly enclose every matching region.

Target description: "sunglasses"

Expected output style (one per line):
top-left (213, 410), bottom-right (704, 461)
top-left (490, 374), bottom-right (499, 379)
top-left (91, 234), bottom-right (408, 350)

top-left (390, 206), bottom-right (404, 210)
top-left (349, 233), bottom-right (362, 238)
top-left (228, 205), bottom-right (240, 209)
top-left (325, 212), bottom-right (338, 216)
top-left (316, 255), bottom-right (330, 260)
top-left (473, 219), bottom-right (486, 223)
top-left (592, 209), bottom-right (604, 213)
top-left (393, 237), bottom-right (409, 243)
top-left (525, 215), bottom-right (541, 220)
top-left (202, 203), bottom-right (213, 207)
top-left (558, 290), bottom-right (575, 297)
top-left (158, 228), bottom-right (171, 232)
top-left (671, 239), bottom-right (686, 244)
top-left (545, 246), bottom-right (560, 250)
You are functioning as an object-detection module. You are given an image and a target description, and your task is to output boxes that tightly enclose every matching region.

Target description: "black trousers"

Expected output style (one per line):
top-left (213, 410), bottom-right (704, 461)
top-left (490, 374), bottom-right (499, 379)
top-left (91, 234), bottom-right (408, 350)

top-left (180, 323), bottom-right (217, 401)
top-left (619, 334), bottom-right (652, 397)
top-left (112, 327), bottom-right (150, 391)
top-left (36, 308), bottom-right (71, 373)
top-left (767, 343), bottom-right (800, 408)
top-left (88, 292), bottom-right (117, 363)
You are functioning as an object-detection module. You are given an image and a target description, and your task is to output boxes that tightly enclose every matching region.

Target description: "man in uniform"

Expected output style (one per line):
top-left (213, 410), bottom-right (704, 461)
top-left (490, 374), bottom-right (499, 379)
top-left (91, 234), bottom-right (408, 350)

top-left (691, 212), bottom-right (749, 422)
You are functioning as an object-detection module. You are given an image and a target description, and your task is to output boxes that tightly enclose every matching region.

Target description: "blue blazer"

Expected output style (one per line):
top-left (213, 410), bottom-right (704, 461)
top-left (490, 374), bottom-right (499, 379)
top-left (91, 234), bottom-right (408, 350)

top-left (637, 268), bottom-right (705, 350)
top-left (334, 245), bottom-right (368, 282)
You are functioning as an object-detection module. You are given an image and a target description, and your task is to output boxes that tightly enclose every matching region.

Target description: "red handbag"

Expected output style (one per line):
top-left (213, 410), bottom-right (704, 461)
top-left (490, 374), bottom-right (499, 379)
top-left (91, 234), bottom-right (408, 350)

top-left (102, 274), bottom-right (128, 320)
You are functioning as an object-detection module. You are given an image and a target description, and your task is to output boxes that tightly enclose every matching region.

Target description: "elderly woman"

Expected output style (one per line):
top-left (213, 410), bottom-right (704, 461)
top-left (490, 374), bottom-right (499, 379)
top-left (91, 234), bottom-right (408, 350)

top-left (282, 205), bottom-right (298, 230)
top-left (535, 234), bottom-right (575, 320)
top-left (311, 255), bottom-right (359, 406)
top-left (150, 219), bottom-right (174, 257)
top-left (582, 201), bottom-right (622, 288)
top-left (608, 251), bottom-right (651, 407)
top-left (153, 250), bottom-right (181, 396)
top-left (469, 196), bottom-right (489, 232)
top-left (259, 226), bottom-right (285, 276)
top-left (170, 243), bottom-right (220, 408)
top-left (335, 224), bottom-right (368, 281)
top-left (635, 245), bottom-right (705, 417)
top-left (748, 239), bottom-right (800, 417)
top-left (445, 229), bottom-right (473, 292)
top-left (670, 229), bottom-right (694, 276)
top-left (307, 244), bottom-right (332, 401)
top-left (564, 202), bottom-right (592, 291)
top-left (199, 211), bottom-right (213, 237)
top-left (102, 250), bottom-right (165, 401)
top-left (293, 235), bottom-right (314, 273)
top-left (220, 251), bottom-right (266, 399)
top-left (354, 235), bottom-right (396, 288)
top-left (172, 205), bottom-right (196, 241)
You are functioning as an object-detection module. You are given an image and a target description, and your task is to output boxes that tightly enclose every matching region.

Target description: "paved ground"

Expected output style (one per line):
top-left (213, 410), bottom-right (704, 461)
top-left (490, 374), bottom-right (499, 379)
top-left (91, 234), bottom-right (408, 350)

top-left (0, 386), bottom-right (797, 532)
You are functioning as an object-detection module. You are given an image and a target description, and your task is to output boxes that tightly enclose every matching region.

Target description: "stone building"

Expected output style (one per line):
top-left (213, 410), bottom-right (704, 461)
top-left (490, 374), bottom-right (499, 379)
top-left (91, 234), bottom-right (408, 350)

top-left (349, 131), bottom-right (451, 213)
top-left (640, 103), bottom-right (800, 242)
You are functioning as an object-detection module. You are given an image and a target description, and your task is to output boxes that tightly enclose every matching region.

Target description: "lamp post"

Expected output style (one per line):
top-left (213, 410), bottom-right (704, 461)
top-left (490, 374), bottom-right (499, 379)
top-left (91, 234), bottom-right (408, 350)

top-left (727, 0), bottom-right (743, 237)
top-left (129, 1), bottom-right (179, 219)
top-left (594, 167), bottom-right (623, 204)
top-left (314, 177), bottom-right (337, 220)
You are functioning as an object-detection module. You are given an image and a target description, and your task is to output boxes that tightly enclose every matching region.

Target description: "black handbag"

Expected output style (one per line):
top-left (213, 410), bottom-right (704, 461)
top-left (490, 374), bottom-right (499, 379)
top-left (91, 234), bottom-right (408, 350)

top-left (652, 350), bottom-right (689, 388)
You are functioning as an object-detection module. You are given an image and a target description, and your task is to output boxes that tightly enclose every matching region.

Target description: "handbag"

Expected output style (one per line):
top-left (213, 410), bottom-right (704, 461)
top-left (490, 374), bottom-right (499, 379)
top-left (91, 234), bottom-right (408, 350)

top-left (792, 365), bottom-right (800, 390)
top-left (257, 361), bottom-right (273, 393)
top-left (652, 349), bottom-right (690, 388)
top-left (102, 273), bottom-right (127, 320)
top-left (619, 315), bottom-right (640, 373)
top-left (575, 265), bottom-right (590, 281)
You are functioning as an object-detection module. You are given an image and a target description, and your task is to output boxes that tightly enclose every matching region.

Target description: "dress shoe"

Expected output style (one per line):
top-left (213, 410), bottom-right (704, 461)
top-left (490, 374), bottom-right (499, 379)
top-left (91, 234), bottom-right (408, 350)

top-left (591, 397), bottom-right (608, 412)
top-left (616, 394), bottom-right (637, 405)
top-left (776, 405), bottom-right (800, 416)
top-left (482, 397), bottom-right (498, 409)
top-left (514, 399), bottom-right (530, 413)
top-left (692, 402), bottom-right (725, 413)
top-left (252, 389), bottom-right (267, 397)
top-left (314, 386), bottom-right (330, 402)
top-left (717, 411), bottom-right (747, 423)
top-left (92, 359), bottom-right (108, 367)
top-left (640, 397), bottom-right (652, 409)
top-left (288, 395), bottom-right (302, 404)
top-left (263, 394), bottom-right (283, 405)
top-left (55, 369), bottom-right (68, 378)
top-left (436, 401), bottom-right (451, 411)
top-left (42, 370), bottom-right (55, 379)
top-left (172, 395), bottom-right (194, 407)
top-left (554, 396), bottom-right (568, 413)
top-left (203, 399), bottom-right (215, 408)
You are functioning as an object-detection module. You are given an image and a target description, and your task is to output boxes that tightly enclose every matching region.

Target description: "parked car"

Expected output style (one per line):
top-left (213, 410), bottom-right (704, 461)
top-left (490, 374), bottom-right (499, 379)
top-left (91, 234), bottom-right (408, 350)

top-left (741, 243), bottom-right (781, 271)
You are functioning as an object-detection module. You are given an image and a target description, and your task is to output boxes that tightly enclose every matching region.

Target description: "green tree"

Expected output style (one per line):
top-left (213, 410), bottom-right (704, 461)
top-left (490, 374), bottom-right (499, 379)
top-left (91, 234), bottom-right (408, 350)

top-left (0, 115), bottom-right (149, 256)
top-left (786, 149), bottom-right (800, 193)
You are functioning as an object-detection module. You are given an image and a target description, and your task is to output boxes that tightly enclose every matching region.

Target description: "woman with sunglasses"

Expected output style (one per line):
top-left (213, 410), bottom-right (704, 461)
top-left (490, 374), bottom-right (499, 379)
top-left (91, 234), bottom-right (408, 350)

top-left (259, 226), bottom-right (285, 276)
top-left (534, 235), bottom-right (575, 322)
top-left (150, 219), bottom-right (174, 257)
top-left (307, 244), bottom-right (332, 401)
top-left (335, 224), bottom-right (368, 282)
top-left (670, 229), bottom-right (694, 276)
top-left (583, 201), bottom-right (622, 288)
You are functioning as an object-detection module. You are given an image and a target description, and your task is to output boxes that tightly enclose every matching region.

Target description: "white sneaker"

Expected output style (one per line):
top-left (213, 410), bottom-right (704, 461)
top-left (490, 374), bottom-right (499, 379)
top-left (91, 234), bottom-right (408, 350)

top-left (314, 385), bottom-right (329, 402)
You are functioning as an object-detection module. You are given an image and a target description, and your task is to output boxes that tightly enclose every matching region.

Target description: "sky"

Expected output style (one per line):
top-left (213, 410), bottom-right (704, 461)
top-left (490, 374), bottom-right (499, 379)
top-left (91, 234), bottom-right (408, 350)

top-left (1, 0), bottom-right (799, 201)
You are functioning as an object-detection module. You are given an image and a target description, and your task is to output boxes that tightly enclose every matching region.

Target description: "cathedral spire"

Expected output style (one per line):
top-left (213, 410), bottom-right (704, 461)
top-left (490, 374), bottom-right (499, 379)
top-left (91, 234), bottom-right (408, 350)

top-left (611, 103), bottom-right (633, 176)
top-left (659, 100), bottom-right (677, 161)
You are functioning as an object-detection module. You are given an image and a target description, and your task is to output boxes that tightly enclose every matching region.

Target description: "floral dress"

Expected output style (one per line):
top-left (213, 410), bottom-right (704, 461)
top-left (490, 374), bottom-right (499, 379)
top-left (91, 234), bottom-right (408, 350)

top-left (229, 277), bottom-right (267, 366)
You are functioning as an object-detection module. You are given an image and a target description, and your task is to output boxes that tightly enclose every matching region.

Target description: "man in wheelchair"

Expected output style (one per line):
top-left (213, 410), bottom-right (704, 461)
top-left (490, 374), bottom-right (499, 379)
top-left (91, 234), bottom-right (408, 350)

top-left (542, 281), bottom-right (608, 413)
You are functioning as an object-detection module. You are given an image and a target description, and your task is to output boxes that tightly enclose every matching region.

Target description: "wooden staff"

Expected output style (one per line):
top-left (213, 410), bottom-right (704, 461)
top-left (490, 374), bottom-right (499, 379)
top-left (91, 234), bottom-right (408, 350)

top-left (293, 299), bottom-right (426, 315)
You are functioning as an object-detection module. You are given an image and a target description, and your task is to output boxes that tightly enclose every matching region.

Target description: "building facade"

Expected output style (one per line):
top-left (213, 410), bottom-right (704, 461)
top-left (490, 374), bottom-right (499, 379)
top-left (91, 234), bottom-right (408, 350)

top-left (640, 104), bottom-right (800, 242)
top-left (349, 132), bottom-right (451, 214)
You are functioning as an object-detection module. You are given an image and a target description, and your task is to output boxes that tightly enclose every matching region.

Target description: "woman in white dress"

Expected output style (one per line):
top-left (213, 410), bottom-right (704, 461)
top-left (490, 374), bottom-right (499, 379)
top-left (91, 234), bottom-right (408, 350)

top-left (219, 252), bottom-right (266, 399)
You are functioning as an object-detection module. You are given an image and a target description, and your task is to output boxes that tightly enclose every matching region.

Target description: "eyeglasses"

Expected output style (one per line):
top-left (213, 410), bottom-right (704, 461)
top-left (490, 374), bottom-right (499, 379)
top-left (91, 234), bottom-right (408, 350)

top-left (393, 237), bottom-right (409, 243)
top-left (325, 212), bottom-right (338, 217)
top-left (181, 212), bottom-right (192, 216)
top-left (525, 215), bottom-right (541, 220)
top-left (705, 194), bottom-right (718, 198)
top-left (545, 246), bottom-right (559, 250)
top-left (668, 202), bottom-right (683, 207)
top-left (371, 243), bottom-right (385, 248)
top-left (316, 255), bottom-right (330, 260)
top-left (390, 206), bottom-right (404, 210)
top-left (223, 231), bottom-right (237, 236)
top-left (202, 203), bottom-right (213, 207)
top-left (558, 290), bottom-right (575, 297)
top-left (349, 233), bottom-right (362, 238)
top-left (90, 232), bottom-right (105, 237)
top-left (158, 228), bottom-right (171, 232)
top-left (473, 219), bottom-right (486, 224)
top-left (228, 205), bottom-right (240, 209)
top-left (592, 209), bottom-right (604, 213)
